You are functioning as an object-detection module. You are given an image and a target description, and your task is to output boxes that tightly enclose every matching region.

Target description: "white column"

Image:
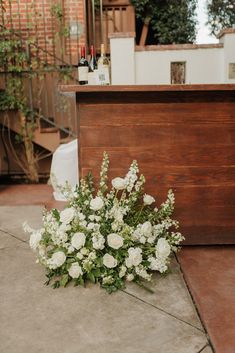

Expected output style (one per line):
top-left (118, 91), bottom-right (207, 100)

top-left (109, 32), bottom-right (136, 85)
top-left (219, 29), bottom-right (235, 83)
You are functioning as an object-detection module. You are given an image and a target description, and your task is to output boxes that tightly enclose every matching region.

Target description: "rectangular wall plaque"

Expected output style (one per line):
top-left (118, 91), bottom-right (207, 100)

top-left (229, 63), bottom-right (235, 79)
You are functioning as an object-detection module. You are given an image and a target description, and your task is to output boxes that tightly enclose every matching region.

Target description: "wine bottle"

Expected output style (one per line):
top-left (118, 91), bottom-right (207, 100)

top-left (89, 45), bottom-right (97, 72)
top-left (78, 46), bottom-right (88, 85)
top-left (97, 43), bottom-right (110, 85)
top-left (88, 45), bottom-right (98, 85)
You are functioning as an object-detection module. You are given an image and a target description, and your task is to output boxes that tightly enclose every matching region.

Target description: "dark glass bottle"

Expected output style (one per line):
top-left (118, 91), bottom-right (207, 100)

top-left (78, 46), bottom-right (88, 85)
top-left (89, 45), bottom-right (97, 72)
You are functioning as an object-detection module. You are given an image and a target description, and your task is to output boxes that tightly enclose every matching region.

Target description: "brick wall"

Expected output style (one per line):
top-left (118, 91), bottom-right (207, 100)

top-left (1, 0), bottom-right (86, 65)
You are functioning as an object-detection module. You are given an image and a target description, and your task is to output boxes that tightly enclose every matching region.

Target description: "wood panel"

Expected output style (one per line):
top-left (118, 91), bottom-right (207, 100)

top-left (80, 125), bottom-right (235, 146)
top-left (81, 167), bottom-right (235, 187)
top-left (74, 85), bottom-right (235, 245)
top-left (79, 102), bottom-right (235, 125)
top-left (81, 146), bottom-right (235, 168)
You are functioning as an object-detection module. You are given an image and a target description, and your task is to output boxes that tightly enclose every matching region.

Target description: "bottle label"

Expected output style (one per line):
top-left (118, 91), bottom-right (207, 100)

top-left (97, 66), bottom-right (110, 85)
top-left (88, 71), bottom-right (99, 85)
top-left (78, 67), bottom-right (88, 82)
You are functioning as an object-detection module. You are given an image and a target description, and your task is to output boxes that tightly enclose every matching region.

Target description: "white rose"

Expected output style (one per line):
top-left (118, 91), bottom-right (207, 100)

top-left (60, 208), bottom-right (75, 224)
top-left (148, 256), bottom-right (168, 273)
top-left (143, 194), bottom-right (155, 205)
top-left (111, 177), bottom-right (127, 190)
top-left (90, 197), bottom-right (104, 211)
top-left (107, 233), bottom-right (124, 249)
top-left (71, 232), bottom-right (86, 250)
top-left (141, 221), bottom-right (152, 236)
top-left (156, 238), bottom-right (171, 259)
top-left (50, 251), bottom-right (66, 268)
top-left (125, 247), bottom-right (142, 268)
top-left (103, 253), bottom-right (117, 268)
top-left (29, 230), bottom-right (42, 250)
top-left (87, 222), bottom-right (95, 230)
top-left (68, 262), bottom-right (83, 278)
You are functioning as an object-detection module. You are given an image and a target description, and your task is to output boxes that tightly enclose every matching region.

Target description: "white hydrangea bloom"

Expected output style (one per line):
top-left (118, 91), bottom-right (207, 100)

top-left (119, 265), bottom-right (127, 278)
top-left (29, 229), bottom-right (42, 251)
top-left (80, 247), bottom-right (89, 255)
top-left (124, 160), bottom-right (139, 192)
top-left (77, 252), bottom-right (84, 260)
top-left (92, 232), bottom-right (105, 250)
top-left (88, 251), bottom-right (97, 261)
top-left (148, 256), bottom-right (168, 273)
top-left (87, 222), bottom-right (95, 230)
top-left (135, 265), bottom-right (151, 281)
top-left (133, 222), bottom-right (156, 244)
top-left (102, 275), bottom-right (114, 285)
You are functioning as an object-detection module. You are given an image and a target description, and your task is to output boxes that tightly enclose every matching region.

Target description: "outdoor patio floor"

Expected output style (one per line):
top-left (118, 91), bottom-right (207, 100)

top-left (0, 184), bottom-right (234, 353)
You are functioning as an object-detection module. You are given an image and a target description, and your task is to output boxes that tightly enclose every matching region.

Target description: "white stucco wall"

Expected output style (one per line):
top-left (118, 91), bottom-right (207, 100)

top-left (221, 33), bottom-right (235, 83)
top-left (109, 35), bottom-right (135, 85)
top-left (109, 31), bottom-right (235, 85)
top-left (135, 48), bottom-right (223, 84)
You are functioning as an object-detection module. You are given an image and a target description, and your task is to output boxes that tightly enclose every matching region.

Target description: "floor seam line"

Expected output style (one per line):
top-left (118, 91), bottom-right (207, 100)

top-left (0, 228), bottom-right (27, 243)
top-left (175, 254), bottom-right (216, 353)
top-left (122, 289), bottom-right (206, 333)
top-left (197, 343), bottom-right (210, 353)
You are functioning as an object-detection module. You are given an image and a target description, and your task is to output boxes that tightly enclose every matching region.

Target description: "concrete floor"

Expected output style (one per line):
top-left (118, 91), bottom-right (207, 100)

top-left (0, 185), bottom-right (226, 353)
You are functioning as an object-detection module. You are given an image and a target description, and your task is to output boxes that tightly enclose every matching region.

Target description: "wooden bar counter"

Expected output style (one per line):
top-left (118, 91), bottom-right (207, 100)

top-left (60, 84), bottom-right (235, 245)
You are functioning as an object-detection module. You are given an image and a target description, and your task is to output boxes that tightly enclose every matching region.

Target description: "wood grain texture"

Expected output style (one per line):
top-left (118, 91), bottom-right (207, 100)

top-left (75, 85), bottom-right (235, 244)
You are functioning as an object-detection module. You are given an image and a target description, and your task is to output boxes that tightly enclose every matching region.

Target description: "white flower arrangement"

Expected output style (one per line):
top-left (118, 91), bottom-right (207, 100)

top-left (24, 152), bottom-right (184, 293)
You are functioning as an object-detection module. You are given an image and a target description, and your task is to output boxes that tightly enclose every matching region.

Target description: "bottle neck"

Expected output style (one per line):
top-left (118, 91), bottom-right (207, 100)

top-left (100, 44), bottom-right (105, 57)
top-left (80, 46), bottom-right (85, 58)
top-left (90, 45), bottom-right (95, 57)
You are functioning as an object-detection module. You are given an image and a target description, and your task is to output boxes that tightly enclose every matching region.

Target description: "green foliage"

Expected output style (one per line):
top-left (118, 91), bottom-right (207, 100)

top-left (207, 0), bottom-right (235, 36)
top-left (50, 4), bottom-right (63, 22)
top-left (130, 0), bottom-right (197, 44)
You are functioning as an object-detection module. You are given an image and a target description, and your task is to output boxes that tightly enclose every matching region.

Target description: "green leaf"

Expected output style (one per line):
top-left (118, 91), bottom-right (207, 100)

top-left (79, 277), bottom-right (85, 287)
top-left (52, 280), bottom-right (60, 289)
top-left (93, 268), bottom-right (101, 277)
top-left (60, 274), bottom-right (69, 287)
top-left (87, 272), bottom-right (96, 283)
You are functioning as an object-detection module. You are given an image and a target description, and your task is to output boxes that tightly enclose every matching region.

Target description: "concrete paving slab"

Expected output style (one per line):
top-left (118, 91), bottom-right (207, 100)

top-left (124, 256), bottom-right (204, 331)
top-left (0, 206), bottom-right (43, 241)
top-left (0, 246), bottom-right (209, 353)
top-left (0, 230), bottom-right (24, 249)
